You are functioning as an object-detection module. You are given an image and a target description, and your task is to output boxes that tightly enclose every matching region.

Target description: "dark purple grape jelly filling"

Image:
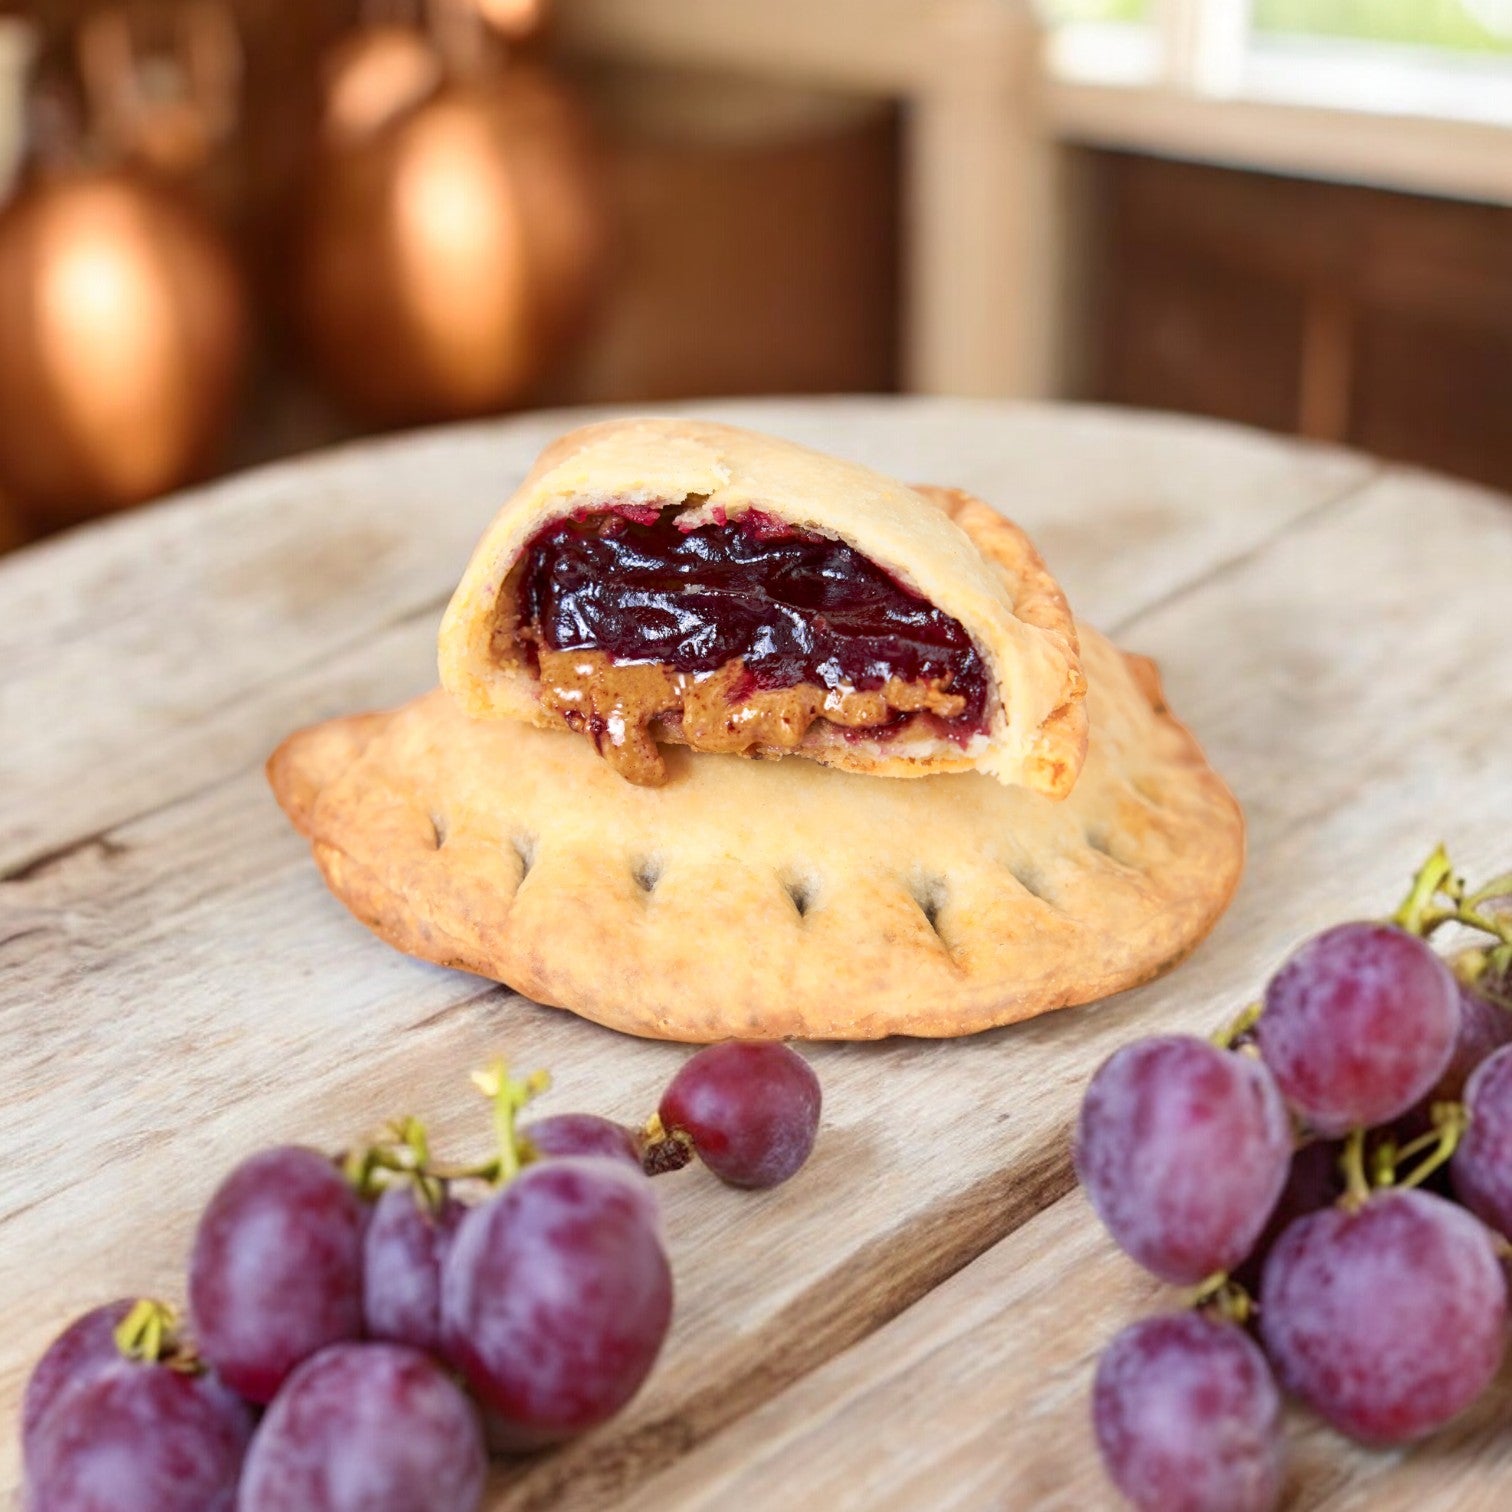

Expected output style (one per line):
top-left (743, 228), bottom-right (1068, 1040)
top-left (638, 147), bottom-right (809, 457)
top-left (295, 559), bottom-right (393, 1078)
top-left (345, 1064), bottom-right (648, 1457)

top-left (517, 508), bottom-right (990, 737)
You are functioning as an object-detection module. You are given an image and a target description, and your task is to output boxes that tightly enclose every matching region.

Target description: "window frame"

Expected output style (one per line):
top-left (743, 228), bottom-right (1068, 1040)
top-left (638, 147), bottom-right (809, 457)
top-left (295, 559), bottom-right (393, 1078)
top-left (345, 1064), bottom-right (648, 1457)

top-left (1046, 0), bottom-right (1512, 204)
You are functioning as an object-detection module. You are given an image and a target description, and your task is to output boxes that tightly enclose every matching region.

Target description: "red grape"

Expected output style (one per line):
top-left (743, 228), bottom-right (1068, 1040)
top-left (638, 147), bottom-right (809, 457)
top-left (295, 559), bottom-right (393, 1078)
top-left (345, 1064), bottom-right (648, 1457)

top-left (523, 1112), bottom-right (643, 1172)
top-left (1075, 1036), bottom-right (1291, 1285)
top-left (440, 1158), bottom-right (672, 1449)
top-left (1093, 1312), bottom-right (1283, 1512)
top-left (1256, 923), bottom-right (1457, 1135)
top-left (21, 1299), bottom-right (133, 1458)
top-left (188, 1145), bottom-right (367, 1404)
top-left (23, 1355), bottom-right (253, 1512)
top-left (1482, 950), bottom-right (1512, 1008)
top-left (657, 1041), bottom-right (821, 1188)
top-left (237, 1342), bottom-right (485, 1512)
top-left (1452, 1043), bottom-right (1512, 1237)
top-left (1231, 1139), bottom-right (1341, 1297)
top-left (362, 1183), bottom-right (466, 1354)
top-left (1434, 981), bottom-right (1512, 1102)
top-left (1259, 1187), bottom-right (1507, 1443)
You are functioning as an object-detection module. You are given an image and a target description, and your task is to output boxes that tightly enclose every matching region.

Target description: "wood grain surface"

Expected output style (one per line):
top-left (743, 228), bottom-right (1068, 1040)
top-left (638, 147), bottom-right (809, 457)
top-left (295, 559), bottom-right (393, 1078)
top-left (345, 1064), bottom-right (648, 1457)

top-left (2, 398), bottom-right (1507, 1510)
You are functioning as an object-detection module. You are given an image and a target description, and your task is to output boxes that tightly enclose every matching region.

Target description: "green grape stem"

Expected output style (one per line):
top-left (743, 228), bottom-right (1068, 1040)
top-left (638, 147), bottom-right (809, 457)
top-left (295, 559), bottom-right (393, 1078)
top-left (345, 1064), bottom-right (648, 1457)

top-left (1466, 871), bottom-right (1512, 910)
top-left (1394, 1104), bottom-right (1468, 1192)
top-left (1210, 1001), bottom-right (1262, 1050)
top-left (469, 1059), bottom-right (550, 1187)
top-left (113, 1299), bottom-right (201, 1374)
top-left (1392, 845), bottom-right (1456, 936)
top-left (1393, 845), bottom-right (1512, 948)
top-left (322, 1055), bottom-right (563, 1213)
top-left (1343, 1104), bottom-right (1466, 1210)
top-left (1369, 1131), bottom-right (1399, 1190)
top-left (343, 1116), bottom-right (447, 1212)
top-left (1185, 1272), bottom-right (1254, 1327)
top-left (1340, 1127), bottom-right (1371, 1211)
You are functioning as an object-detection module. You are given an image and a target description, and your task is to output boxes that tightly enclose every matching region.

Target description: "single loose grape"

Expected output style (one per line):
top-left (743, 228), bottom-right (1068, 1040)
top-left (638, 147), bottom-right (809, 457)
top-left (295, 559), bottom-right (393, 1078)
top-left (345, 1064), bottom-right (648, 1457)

top-left (1093, 1312), bottom-right (1283, 1512)
top-left (1075, 1035), bottom-right (1291, 1285)
top-left (237, 1343), bottom-right (485, 1512)
top-left (188, 1145), bottom-right (367, 1403)
top-left (1260, 1188), bottom-right (1507, 1444)
top-left (1256, 923), bottom-right (1457, 1135)
top-left (657, 1041), bottom-right (821, 1188)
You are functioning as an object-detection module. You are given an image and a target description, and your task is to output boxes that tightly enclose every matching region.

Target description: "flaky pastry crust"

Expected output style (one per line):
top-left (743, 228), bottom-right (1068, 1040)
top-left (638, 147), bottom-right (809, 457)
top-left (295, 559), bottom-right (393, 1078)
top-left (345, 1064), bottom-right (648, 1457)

top-left (437, 418), bottom-right (1087, 796)
top-left (270, 623), bottom-right (1242, 1042)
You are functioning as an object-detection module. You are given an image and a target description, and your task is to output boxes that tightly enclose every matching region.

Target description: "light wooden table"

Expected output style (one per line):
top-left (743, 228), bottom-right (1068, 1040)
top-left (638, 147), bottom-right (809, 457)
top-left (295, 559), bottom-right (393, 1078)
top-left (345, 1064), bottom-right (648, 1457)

top-left (3, 399), bottom-right (1510, 1510)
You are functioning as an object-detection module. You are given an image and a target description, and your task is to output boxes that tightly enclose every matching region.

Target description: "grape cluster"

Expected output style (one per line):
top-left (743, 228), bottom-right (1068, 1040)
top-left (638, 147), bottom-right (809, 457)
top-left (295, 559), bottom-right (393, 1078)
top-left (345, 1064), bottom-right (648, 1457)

top-left (21, 1039), bottom-right (822, 1509)
top-left (1079, 847), bottom-right (1512, 1511)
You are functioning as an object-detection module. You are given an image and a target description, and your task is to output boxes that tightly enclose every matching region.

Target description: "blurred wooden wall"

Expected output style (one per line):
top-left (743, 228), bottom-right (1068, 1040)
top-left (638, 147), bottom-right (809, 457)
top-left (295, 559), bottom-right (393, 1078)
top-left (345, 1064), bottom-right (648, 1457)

top-left (1093, 152), bottom-right (1512, 494)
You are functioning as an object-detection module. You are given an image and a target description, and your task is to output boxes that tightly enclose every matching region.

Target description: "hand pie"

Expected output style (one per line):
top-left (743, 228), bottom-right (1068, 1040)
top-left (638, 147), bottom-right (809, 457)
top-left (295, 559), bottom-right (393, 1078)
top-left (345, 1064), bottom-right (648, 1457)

top-left (438, 419), bottom-right (1087, 794)
top-left (269, 625), bottom-right (1243, 1042)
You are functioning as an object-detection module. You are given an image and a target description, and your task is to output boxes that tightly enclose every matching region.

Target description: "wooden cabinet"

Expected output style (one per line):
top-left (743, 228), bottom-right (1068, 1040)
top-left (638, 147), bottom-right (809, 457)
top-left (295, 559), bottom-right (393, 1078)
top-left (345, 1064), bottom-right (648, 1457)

top-left (1094, 152), bottom-right (1512, 492)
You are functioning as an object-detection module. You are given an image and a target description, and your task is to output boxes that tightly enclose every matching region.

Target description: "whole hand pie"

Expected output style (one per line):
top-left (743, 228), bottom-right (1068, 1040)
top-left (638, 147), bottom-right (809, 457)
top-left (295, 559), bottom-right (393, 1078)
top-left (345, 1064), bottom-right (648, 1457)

top-left (272, 422), bottom-right (1242, 1040)
top-left (269, 626), bottom-right (1242, 1041)
top-left (438, 419), bottom-right (1088, 794)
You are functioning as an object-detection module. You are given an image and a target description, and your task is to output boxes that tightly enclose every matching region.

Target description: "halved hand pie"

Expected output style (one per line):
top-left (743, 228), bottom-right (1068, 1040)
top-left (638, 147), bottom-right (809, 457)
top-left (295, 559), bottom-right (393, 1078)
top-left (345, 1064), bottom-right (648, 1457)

top-left (439, 419), bottom-right (1087, 794)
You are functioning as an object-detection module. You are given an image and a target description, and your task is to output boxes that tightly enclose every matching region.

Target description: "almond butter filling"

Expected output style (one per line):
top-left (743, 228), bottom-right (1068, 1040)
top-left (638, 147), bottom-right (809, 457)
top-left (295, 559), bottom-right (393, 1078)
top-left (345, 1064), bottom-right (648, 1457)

top-left (534, 647), bottom-right (968, 786)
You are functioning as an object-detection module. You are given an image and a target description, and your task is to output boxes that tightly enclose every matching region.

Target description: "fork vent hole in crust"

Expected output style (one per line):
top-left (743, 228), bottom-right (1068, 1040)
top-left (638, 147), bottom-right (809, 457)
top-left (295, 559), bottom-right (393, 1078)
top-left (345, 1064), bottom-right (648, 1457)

top-left (908, 875), bottom-right (950, 938)
top-left (1010, 863), bottom-right (1055, 905)
top-left (429, 813), bottom-right (449, 850)
top-left (632, 857), bottom-right (663, 894)
top-left (1085, 826), bottom-right (1139, 872)
top-left (512, 835), bottom-right (537, 881)
top-left (783, 875), bottom-right (818, 919)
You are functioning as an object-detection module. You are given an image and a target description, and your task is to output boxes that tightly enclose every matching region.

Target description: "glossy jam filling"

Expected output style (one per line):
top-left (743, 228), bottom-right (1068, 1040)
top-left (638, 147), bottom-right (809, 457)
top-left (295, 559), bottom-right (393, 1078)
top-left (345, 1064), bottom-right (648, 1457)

top-left (513, 506), bottom-right (990, 781)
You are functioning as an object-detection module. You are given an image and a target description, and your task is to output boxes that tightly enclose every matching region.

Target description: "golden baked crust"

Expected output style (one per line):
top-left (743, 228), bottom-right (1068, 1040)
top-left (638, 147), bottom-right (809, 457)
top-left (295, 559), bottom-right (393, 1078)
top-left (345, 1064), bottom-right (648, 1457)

top-left (437, 418), bottom-right (1087, 796)
top-left (270, 624), bottom-right (1242, 1041)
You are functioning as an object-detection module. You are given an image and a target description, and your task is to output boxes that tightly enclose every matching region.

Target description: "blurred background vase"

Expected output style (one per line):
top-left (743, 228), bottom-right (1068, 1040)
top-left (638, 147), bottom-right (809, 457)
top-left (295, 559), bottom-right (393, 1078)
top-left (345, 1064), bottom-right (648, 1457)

top-left (0, 1), bottom-right (247, 528)
top-left (0, 166), bottom-right (246, 525)
top-left (295, 2), bottom-right (606, 425)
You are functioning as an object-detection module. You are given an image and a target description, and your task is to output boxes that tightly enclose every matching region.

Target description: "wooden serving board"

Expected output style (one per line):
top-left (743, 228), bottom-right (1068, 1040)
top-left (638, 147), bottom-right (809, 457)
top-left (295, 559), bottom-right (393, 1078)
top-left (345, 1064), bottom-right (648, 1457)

top-left (3, 399), bottom-right (1510, 1509)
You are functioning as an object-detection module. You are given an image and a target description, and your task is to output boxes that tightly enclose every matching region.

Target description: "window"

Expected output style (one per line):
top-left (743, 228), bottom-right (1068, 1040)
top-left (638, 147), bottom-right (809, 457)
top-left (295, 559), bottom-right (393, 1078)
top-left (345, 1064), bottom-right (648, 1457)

top-left (1252, 1), bottom-right (1512, 55)
top-left (1040, 0), bottom-right (1161, 85)
top-left (1042, 0), bottom-right (1152, 19)
top-left (1045, 0), bottom-right (1512, 124)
